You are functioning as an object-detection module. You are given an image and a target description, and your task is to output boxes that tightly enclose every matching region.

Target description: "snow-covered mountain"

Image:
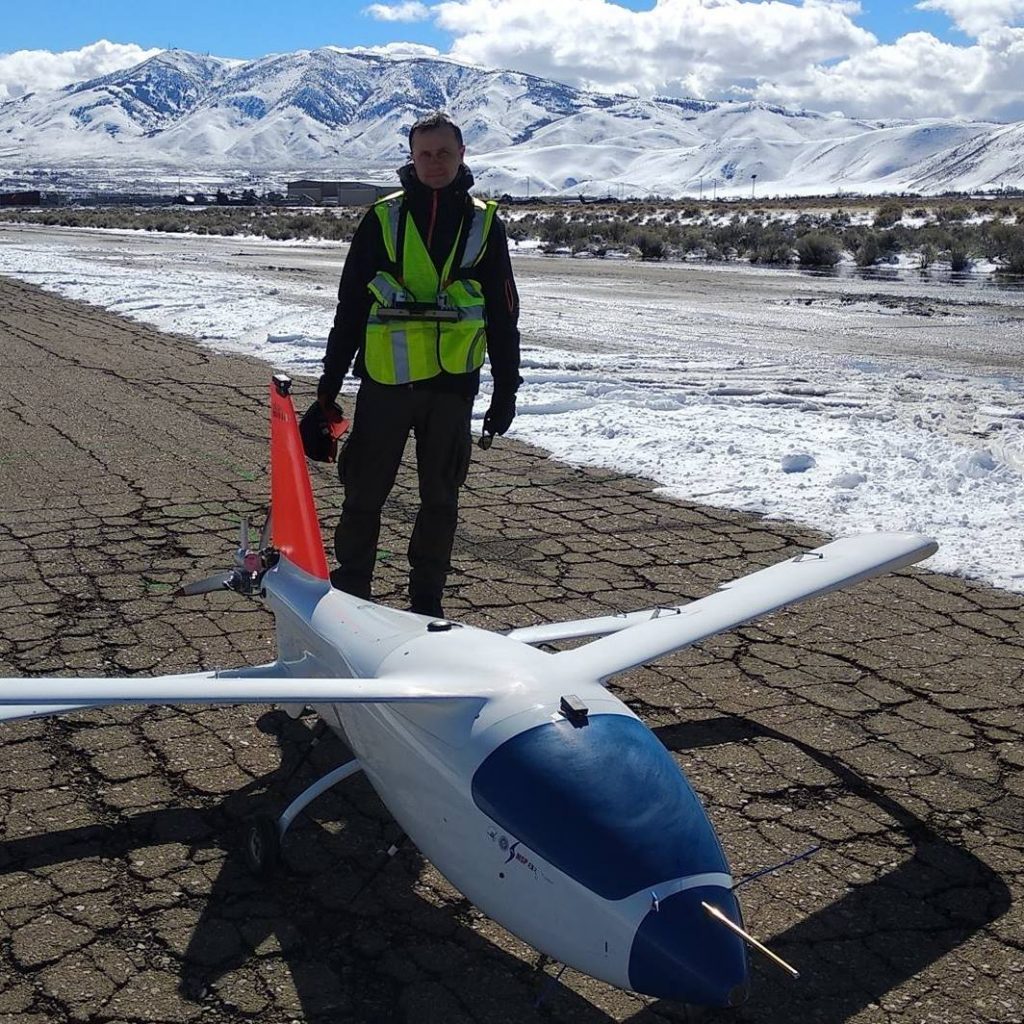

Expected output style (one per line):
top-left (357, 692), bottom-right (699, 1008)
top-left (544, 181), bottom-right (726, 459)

top-left (0, 47), bottom-right (1020, 197)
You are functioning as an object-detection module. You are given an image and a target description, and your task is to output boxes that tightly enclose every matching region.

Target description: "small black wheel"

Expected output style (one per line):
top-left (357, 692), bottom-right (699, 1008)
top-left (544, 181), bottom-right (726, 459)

top-left (245, 815), bottom-right (280, 877)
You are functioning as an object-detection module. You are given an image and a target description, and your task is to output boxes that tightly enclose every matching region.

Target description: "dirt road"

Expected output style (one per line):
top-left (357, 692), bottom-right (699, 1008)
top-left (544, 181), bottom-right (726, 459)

top-left (0, 277), bottom-right (1021, 1023)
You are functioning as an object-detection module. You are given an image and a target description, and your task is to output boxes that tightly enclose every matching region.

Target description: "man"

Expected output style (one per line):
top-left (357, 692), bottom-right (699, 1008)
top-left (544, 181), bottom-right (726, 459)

top-left (317, 111), bottom-right (521, 618)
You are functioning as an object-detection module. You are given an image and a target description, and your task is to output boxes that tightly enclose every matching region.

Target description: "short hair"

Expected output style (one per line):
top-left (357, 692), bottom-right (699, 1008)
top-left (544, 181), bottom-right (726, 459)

top-left (409, 111), bottom-right (464, 149)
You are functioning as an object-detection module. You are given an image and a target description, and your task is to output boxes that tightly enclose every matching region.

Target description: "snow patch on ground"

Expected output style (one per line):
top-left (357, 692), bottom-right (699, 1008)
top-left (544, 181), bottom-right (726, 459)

top-left (1, 230), bottom-right (1021, 592)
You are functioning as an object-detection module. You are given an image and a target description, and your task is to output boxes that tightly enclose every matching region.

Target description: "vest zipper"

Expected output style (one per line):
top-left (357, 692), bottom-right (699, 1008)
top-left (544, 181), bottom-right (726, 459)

top-left (429, 191), bottom-right (440, 371)
top-left (427, 190), bottom-right (438, 252)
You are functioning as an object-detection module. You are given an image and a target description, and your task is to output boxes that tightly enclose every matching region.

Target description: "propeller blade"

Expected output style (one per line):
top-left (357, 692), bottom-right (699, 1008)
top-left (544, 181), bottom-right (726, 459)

top-left (239, 516), bottom-right (251, 552)
top-left (174, 572), bottom-right (234, 597)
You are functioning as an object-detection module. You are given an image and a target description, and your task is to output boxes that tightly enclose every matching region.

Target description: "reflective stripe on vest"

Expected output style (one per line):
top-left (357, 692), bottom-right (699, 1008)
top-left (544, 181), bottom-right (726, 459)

top-left (363, 193), bottom-right (498, 385)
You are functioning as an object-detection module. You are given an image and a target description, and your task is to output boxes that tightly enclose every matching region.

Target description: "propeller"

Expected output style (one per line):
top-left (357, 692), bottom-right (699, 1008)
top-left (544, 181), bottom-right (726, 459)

top-left (175, 571), bottom-right (235, 597)
top-left (174, 507), bottom-right (275, 598)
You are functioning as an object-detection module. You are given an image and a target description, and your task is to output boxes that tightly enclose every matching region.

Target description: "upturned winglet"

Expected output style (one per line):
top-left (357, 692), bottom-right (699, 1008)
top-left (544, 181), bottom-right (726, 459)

top-left (270, 374), bottom-right (329, 580)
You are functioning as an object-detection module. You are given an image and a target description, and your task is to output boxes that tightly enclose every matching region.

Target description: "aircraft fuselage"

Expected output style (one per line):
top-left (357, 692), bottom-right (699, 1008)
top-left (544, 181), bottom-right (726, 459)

top-left (263, 560), bottom-right (749, 1006)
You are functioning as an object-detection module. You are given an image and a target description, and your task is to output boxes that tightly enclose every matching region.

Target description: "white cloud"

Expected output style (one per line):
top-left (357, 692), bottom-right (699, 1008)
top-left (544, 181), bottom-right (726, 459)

top-left (363, 1), bottom-right (431, 20)
top-left (421, 0), bottom-right (1024, 121)
top-left (0, 40), bottom-right (161, 103)
top-left (4, 3), bottom-right (1022, 124)
top-left (757, 29), bottom-right (1024, 121)
top-left (436, 0), bottom-right (876, 97)
top-left (915, 0), bottom-right (1024, 37)
top-left (337, 42), bottom-right (446, 59)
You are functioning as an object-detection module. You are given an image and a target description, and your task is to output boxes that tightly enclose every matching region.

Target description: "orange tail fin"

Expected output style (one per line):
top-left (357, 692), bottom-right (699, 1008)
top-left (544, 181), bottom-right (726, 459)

top-left (269, 374), bottom-right (329, 581)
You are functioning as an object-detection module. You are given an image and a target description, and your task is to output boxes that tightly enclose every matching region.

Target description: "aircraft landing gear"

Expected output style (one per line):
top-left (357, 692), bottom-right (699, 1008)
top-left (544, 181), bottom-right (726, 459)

top-left (245, 815), bottom-right (280, 877)
top-left (245, 758), bottom-right (364, 877)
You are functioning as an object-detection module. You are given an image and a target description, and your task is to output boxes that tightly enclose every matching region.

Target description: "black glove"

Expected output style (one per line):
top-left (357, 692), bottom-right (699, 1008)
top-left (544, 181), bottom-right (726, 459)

top-left (317, 373), bottom-right (341, 415)
top-left (483, 389), bottom-right (516, 436)
top-left (300, 399), bottom-right (348, 462)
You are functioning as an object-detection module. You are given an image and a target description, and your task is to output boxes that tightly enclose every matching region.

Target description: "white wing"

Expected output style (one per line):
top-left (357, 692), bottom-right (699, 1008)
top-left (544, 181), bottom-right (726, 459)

top-left (0, 704), bottom-right (95, 722)
top-left (556, 533), bottom-right (937, 682)
top-left (506, 606), bottom-right (691, 645)
top-left (0, 664), bottom-right (491, 723)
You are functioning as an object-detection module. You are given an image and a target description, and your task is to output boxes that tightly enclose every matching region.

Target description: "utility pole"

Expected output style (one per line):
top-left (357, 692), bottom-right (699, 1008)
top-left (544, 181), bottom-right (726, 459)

top-left (698, 175), bottom-right (703, 200)
top-left (751, 174), bottom-right (757, 200)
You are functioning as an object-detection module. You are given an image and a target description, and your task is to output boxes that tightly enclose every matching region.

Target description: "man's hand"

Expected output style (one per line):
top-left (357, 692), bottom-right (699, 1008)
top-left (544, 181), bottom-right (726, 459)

top-left (300, 399), bottom-right (348, 462)
top-left (483, 389), bottom-right (516, 436)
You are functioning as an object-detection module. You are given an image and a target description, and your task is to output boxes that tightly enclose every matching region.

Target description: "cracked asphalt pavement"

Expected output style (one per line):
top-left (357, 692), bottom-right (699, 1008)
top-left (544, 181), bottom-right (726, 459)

top-left (0, 276), bottom-right (1021, 1024)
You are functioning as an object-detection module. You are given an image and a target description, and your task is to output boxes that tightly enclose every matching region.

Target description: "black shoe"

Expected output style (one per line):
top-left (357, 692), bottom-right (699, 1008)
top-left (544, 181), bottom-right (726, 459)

top-left (409, 596), bottom-right (444, 618)
top-left (330, 568), bottom-right (370, 598)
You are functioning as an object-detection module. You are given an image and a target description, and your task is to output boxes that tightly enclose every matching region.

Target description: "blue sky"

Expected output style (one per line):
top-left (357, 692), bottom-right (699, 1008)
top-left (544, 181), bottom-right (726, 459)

top-left (0, 0), bottom-right (963, 57)
top-left (2, 1), bottom-right (1022, 121)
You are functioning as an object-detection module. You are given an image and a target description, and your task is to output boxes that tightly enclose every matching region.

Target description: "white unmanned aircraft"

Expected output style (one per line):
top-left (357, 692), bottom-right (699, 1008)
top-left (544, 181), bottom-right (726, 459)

top-left (0, 374), bottom-right (937, 1008)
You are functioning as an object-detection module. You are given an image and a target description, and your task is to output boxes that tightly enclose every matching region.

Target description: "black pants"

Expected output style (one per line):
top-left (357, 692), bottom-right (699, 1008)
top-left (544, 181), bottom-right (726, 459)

top-left (333, 382), bottom-right (472, 610)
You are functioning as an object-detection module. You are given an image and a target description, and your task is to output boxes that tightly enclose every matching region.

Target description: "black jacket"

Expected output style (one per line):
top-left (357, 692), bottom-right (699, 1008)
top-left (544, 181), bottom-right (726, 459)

top-left (319, 163), bottom-right (521, 402)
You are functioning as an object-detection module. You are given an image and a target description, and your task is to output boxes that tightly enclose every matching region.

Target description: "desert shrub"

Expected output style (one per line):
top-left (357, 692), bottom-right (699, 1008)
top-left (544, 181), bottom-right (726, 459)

top-left (795, 232), bottom-right (841, 266)
top-left (539, 213), bottom-right (573, 248)
top-left (843, 222), bottom-right (896, 257)
top-left (888, 221), bottom-right (918, 251)
top-left (794, 213), bottom-right (824, 232)
top-left (707, 216), bottom-right (749, 257)
top-left (749, 232), bottom-right (793, 264)
top-left (840, 223), bottom-right (866, 250)
top-left (263, 221), bottom-right (294, 241)
top-left (855, 232), bottom-right (882, 266)
top-left (0, 204), bottom-right (369, 242)
top-left (916, 223), bottom-right (952, 252)
top-left (602, 219), bottom-right (628, 243)
top-left (628, 228), bottom-right (667, 259)
top-left (676, 226), bottom-right (706, 255)
top-left (505, 221), bottom-right (529, 242)
top-left (948, 247), bottom-right (973, 272)
top-left (874, 201), bottom-right (903, 228)
top-left (734, 217), bottom-right (791, 264)
top-left (937, 204), bottom-right (971, 223)
top-left (7, 196), bottom-right (1024, 271)
top-left (988, 224), bottom-right (1024, 275)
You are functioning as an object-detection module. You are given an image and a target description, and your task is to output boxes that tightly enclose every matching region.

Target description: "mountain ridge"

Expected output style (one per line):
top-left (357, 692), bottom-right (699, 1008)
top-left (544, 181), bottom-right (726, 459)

top-left (1, 47), bottom-right (1020, 197)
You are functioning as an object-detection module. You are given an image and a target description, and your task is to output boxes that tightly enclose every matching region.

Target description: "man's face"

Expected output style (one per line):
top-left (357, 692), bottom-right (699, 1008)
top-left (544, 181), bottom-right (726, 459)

top-left (410, 125), bottom-right (465, 190)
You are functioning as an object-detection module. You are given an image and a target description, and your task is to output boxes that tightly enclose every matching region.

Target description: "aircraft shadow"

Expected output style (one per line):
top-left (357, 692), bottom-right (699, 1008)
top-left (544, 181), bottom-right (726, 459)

top-left (181, 712), bottom-right (644, 1022)
top-left (648, 716), bottom-right (1012, 1023)
top-left (0, 712), bottom-right (628, 1023)
top-left (2, 710), bottom-right (1005, 1022)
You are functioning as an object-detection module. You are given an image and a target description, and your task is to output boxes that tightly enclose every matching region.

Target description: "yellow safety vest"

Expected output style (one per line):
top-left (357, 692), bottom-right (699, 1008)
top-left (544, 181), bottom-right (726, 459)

top-left (363, 191), bottom-right (498, 385)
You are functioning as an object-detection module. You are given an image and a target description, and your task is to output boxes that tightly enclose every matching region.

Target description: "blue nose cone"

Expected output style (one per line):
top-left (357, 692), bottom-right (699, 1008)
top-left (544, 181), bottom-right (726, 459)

top-left (629, 886), bottom-right (749, 1006)
top-left (472, 714), bottom-right (735, 900)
